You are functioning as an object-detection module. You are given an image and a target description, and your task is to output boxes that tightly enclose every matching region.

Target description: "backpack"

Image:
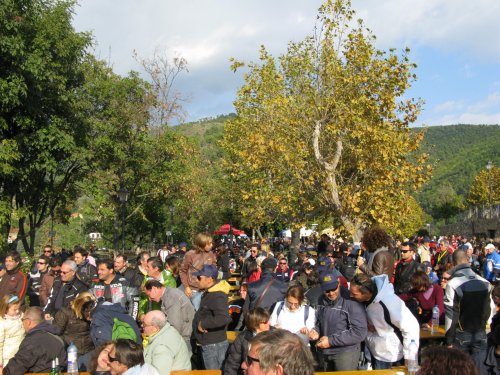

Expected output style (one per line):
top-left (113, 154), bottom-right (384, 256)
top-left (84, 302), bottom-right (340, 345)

top-left (111, 317), bottom-right (137, 342)
top-left (276, 301), bottom-right (310, 325)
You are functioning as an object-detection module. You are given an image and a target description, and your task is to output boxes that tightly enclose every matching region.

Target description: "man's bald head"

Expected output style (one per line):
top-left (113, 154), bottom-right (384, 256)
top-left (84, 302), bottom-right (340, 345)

top-left (453, 249), bottom-right (468, 266)
top-left (144, 310), bottom-right (168, 329)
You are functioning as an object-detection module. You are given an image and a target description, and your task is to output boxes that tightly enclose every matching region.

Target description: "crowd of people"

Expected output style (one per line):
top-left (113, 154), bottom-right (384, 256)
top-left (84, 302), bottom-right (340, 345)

top-left (0, 229), bottom-right (498, 375)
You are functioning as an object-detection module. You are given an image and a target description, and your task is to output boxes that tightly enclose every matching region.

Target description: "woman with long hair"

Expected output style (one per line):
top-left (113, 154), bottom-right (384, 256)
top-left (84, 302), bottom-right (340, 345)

top-left (53, 291), bottom-right (96, 370)
top-left (0, 295), bottom-right (24, 368)
top-left (179, 233), bottom-right (217, 310)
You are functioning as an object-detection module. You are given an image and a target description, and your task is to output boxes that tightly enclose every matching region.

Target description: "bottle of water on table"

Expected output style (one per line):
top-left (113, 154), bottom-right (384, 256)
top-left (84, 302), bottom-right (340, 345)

top-left (67, 341), bottom-right (79, 375)
top-left (407, 339), bottom-right (419, 375)
top-left (432, 305), bottom-right (440, 332)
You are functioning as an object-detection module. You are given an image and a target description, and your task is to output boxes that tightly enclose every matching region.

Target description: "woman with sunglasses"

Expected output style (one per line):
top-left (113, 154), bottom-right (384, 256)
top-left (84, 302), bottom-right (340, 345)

top-left (224, 307), bottom-right (270, 375)
top-left (0, 294), bottom-right (24, 368)
top-left (39, 256), bottom-right (62, 307)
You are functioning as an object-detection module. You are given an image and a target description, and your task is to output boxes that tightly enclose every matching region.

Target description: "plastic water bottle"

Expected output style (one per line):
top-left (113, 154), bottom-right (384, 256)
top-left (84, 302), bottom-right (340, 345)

top-left (407, 339), bottom-right (419, 374)
top-left (67, 342), bottom-right (79, 375)
top-left (431, 305), bottom-right (440, 332)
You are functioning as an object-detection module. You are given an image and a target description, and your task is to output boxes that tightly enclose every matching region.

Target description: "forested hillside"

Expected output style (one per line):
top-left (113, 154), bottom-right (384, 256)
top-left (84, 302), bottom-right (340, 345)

top-left (175, 119), bottom-right (499, 219)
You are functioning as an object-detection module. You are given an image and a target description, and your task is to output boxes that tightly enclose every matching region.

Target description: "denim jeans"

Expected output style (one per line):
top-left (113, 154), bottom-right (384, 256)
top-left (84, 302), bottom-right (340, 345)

top-left (190, 290), bottom-right (203, 311)
top-left (371, 356), bottom-right (393, 370)
top-left (201, 340), bottom-right (229, 370)
top-left (324, 348), bottom-right (360, 371)
top-left (454, 330), bottom-right (488, 375)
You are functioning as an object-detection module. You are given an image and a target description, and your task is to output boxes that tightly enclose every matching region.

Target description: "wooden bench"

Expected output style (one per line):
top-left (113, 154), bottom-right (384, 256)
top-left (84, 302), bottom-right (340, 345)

top-left (171, 370), bottom-right (221, 375)
top-left (315, 368), bottom-right (407, 374)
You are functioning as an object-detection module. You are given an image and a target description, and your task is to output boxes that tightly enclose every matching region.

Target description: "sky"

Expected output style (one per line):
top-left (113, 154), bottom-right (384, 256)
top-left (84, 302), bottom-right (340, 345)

top-left (72, 0), bottom-right (500, 127)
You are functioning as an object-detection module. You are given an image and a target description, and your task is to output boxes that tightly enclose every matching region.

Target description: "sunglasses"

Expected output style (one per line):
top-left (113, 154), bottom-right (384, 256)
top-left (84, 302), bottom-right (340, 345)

top-left (60, 270), bottom-right (73, 275)
top-left (37, 262), bottom-right (46, 265)
top-left (400, 250), bottom-right (411, 253)
top-left (245, 354), bottom-right (260, 366)
top-left (44, 250), bottom-right (52, 253)
top-left (279, 262), bottom-right (287, 265)
top-left (324, 289), bottom-right (337, 294)
top-left (108, 354), bottom-right (119, 363)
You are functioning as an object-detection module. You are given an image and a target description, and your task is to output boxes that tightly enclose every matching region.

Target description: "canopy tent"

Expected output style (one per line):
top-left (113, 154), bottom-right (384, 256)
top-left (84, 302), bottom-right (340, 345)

top-left (213, 224), bottom-right (246, 236)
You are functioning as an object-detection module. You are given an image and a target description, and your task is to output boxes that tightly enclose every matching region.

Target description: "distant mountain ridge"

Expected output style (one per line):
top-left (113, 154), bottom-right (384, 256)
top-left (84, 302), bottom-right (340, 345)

top-left (174, 118), bottom-right (500, 215)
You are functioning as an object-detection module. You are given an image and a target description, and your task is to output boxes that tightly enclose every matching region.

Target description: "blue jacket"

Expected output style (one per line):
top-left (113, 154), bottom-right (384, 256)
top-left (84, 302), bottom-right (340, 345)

top-left (484, 251), bottom-right (500, 281)
top-left (90, 302), bottom-right (141, 347)
top-left (314, 288), bottom-right (367, 354)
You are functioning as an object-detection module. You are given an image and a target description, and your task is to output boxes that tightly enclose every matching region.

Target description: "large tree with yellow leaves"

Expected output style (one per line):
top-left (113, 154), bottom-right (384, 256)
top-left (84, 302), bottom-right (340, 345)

top-left (222, 0), bottom-right (431, 241)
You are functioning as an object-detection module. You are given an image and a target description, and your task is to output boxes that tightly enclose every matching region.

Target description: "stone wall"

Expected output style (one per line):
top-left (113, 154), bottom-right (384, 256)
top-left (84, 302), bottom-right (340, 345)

top-left (441, 218), bottom-right (499, 240)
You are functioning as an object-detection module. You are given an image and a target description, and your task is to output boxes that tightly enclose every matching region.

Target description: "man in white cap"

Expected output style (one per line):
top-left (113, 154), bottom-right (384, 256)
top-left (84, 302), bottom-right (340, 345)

top-left (484, 243), bottom-right (500, 282)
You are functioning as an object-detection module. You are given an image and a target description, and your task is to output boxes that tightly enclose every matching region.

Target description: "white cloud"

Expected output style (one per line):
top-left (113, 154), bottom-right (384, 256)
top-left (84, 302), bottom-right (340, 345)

top-left (433, 100), bottom-right (465, 113)
top-left (424, 92), bottom-right (500, 125)
top-left (356, 0), bottom-right (500, 61)
top-left (72, 0), bottom-right (500, 122)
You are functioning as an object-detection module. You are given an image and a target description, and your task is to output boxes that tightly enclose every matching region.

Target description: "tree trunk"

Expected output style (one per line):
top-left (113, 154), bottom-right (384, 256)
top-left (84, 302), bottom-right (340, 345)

top-left (290, 229), bottom-right (301, 263)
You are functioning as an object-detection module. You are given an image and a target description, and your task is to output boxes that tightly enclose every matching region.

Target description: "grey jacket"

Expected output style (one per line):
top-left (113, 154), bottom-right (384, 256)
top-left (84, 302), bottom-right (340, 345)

top-left (160, 287), bottom-right (195, 340)
top-left (144, 321), bottom-right (191, 373)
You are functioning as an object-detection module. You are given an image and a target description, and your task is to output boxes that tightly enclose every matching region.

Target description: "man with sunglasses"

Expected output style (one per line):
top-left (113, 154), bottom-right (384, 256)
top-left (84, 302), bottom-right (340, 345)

top-left (3, 306), bottom-right (66, 375)
top-left (241, 244), bottom-right (260, 279)
top-left (275, 258), bottom-right (294, 283)
top-left (308, 271), bottom-right (367, 371)
top-left (43, 260), bottom-right (88, 319)
top-left (241, 329), bottom-right (315, 375)
top-left (27, 255), bottom-right (51, 306)
top-left (393, 242), bottom-right (421, 295)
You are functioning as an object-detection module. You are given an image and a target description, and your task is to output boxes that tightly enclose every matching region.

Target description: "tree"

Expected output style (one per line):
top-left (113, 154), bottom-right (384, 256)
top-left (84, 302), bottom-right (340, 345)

top-left (467, 166), bottom-right (500, 208)
top-left (79, 59), bottom-right (201, 250)
top-left (0, 0), bottom-right (92, 254)
top-left (134, 48), bottom-right (189, 128)
top-left (222, 0), bottom-right (431, 242)
top-left (431, 184), bottom-right (464, 224)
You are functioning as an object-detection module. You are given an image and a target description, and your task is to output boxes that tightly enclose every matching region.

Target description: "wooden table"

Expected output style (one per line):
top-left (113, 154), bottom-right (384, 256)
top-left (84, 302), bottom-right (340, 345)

top-left (227, 330), bottom-right (239, 343)
top-left (419, 325), bottom-right (445, 340)
top-left (314, 369), bottom-right (407, 375)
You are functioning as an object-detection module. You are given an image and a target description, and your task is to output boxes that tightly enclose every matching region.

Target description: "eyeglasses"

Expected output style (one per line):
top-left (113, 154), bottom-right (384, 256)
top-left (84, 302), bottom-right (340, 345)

top-left (60, 270), bottom-right (73, 275)
top-left (400, 250), bottom-right (411, 253)
top-left (108, 354), bottom-right (119, 363)
top-left (286, 300), bottom-right (300, 307)
top-left (279, 262), bottom-right (287, 265)
top-left (324, 289), bottom-right (337, 294)
top-left (37, 262), bottom-right (46, 265)
top-left (44, 250), bottom-right (52, 253)
top-left (245, 354), bottom-right (260, 366)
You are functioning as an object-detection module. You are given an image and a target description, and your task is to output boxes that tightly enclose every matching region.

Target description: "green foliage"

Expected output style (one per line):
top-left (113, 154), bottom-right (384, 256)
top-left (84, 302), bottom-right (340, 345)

top-left (221, 0), bottom-right (431, 241)
top-left (416, 125), bottom-right (500, 213)
top-left (0, 0), bottom-right (92, 254)
top-left (467, 166), bottom-right (500, 207)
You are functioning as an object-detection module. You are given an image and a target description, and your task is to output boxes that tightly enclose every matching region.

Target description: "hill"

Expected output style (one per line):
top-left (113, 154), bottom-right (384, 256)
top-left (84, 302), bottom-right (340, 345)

top-left (175, 118), bottom-right (500, 217)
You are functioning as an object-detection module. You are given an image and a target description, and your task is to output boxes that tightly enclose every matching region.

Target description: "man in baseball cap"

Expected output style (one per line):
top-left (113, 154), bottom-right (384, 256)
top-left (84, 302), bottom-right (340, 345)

top-left (192, 264), bottom-right (232, 369)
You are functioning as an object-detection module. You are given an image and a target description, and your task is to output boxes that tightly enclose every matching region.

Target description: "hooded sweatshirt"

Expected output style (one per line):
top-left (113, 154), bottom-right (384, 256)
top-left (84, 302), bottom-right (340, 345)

top-left (193, 280), bottom-right (232, 346)
top-left (365, 275), bottom-right (420, 362)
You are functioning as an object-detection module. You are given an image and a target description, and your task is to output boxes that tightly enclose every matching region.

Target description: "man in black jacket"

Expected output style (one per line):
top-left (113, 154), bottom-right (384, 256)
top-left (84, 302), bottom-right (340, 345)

top-left (74, 247), bottom-right (98, 287)
top-left (4, 306), bottom-right (66, 375)
top-left (192, 264), bottom-right (232, 370)
top-left (43, 260), bottom-right (88, 318)
top-left (393, 242), bottom-right (421, 295)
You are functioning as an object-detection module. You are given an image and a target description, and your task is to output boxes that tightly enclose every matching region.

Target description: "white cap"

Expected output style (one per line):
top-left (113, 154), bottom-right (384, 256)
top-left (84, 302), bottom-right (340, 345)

top-left (485, 244), bottom-right (496, 250)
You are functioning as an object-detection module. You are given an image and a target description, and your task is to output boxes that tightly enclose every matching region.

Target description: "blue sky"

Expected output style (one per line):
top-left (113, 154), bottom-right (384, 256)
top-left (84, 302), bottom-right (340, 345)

top-left (72, 0), bottom-right (500, 126)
